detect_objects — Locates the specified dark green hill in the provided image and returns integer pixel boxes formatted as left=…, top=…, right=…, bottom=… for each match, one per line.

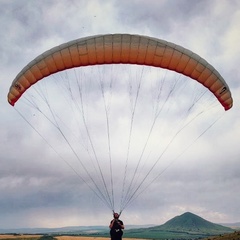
left=124, top=212, right=234, bottom=239
left=153, top=212, right=232, bottom=234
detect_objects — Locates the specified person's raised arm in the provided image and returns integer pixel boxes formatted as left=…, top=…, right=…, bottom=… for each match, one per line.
left=109, top=219, right=114, bottom=229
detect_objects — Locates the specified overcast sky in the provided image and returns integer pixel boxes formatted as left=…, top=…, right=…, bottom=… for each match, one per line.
left=0, top=0, right=240, bottom=229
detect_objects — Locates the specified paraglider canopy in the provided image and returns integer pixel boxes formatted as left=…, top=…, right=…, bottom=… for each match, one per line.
left=7, top=34, right=232, bottom=110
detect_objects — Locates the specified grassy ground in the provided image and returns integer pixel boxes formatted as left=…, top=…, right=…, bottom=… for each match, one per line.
left=56, top=237, right=147, bottom=240
left=0, top=236, right=146, bottom=240
left=0, top=235, right=42, bottom=238
left=0, top=235, right=42, bottom=240
left=201, top=230, right=240, bottom=240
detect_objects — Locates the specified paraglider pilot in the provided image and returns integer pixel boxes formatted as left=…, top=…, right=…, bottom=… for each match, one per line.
left=109, top=212, right=124, bottom=240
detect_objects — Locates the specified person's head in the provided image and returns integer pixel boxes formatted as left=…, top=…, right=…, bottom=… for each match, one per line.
left=113, top=212, right=119, bottom=219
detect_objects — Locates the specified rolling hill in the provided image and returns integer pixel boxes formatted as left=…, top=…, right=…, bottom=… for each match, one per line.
left=123, top=212, right=234, bottom=239
left=154, top=212, right=232, bottom=233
